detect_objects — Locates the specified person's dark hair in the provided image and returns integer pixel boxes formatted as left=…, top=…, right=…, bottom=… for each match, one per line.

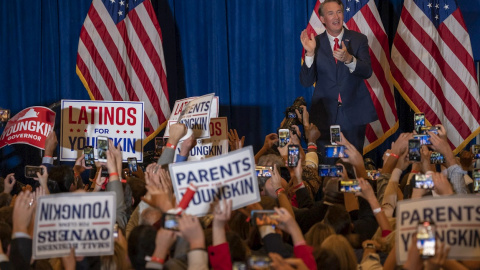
left=0, top=206, right=13, bottom=227
left=48, top=165, right=75, bottom=192
left=128, top=225, right=156, bottom=270
left=318, top=0, right=344, bottom=17
left=335, top=159, right=356, bottom=179
left=323, top=204, right=351, bottom=235
left=0, top=193, right=12, bottom=207
left=127, top=177, right=147, bottom=210
left=0, top=221, right=12, bottom=253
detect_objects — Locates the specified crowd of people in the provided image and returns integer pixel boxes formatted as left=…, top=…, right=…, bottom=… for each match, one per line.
left=0, top=103, right=479, bottom=270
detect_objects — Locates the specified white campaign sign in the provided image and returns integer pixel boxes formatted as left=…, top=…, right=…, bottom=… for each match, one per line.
left=169, top=146, right=260, bottom=216
left=396, top=195, right=480, bottom=264
left=60, top=100, right=144, bottom=162
left=175, top=93, right=214, bottom=139
left=164, top=95, right=219, bottom=137
left=33, top=192, right=116, bottom=259
left=174, top=117, right=228, bottom=161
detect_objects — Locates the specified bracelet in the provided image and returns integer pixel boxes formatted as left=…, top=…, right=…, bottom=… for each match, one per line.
left=372, top=207, right=382, bottom=215
left=149, top=256, right=165, bottom=264
left=293, top=182, right=304, bottom=190
left=96, top=182, right=102, bottom=186
left=44, top=155, right=52, bottom=158
left=307, top=145, right=317, bottom=150
left=109, top=172, right=119, bottom=178
left=275, top=187, right=285, bottom=196
left=166, top=142, right=176, bottom=149
left=307, top=142, right=317, bottom=147
left=389, top=153, right=399, bottom=159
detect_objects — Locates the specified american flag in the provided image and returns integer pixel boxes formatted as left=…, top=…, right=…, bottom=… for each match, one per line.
left=305, top=0, right=398, bottom=154
left=76, top=0, right=170, bottom=143
left=391, top=0, right=480, bottom=152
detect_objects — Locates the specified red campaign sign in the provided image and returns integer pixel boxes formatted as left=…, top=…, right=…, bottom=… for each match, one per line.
left=0, top=106, right=56, bottom=150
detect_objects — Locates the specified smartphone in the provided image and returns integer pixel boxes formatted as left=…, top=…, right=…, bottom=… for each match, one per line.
left=288, top=145, right=299, bottom=167
left=155, top=137, right=164, bottom=155
left=319, top=165, right=330, bottom=177
left=472, top=145, right=480, bottom=159
left=97, top=136, right=109, bottom=162
left=408, top=139, right=421, bottom=161
left=163, top=213, right=180, bottom=231
left=113, top=224, right=119, bottom=238
left=414, top=112, right=425, bottom=133
left=420, top=126, right=439, bottom=135
left=325, top=145, right=347, bottom=158
left=101, top=165, right=109, bottom=178
left=255, top=166, right=272, bottom=177
left=247, top=255, right=271, bottom=269
left=430, top=152, right=445, bottom=164
left=473, top=169, right=480, bottom=193
left=412, top=174, right=434, bottom=189
left=25, top=165, right=44, bottom=178
left=251, top=210, right=279, bottom=227
left=84, top=146, right=95, bottom=166
left=256, top=166, right=272, bottom=190
left=127, top=157, right=138, bottom=172
left=413, top=134, right=431, bottom=145
left=278, top=129, right=290, bottom=148
left=330, top=125, right=341, bottom=145
left=0, top=109, right=10, bottom=122
left=339, top=180, right=361, bottom=193
left=417, top=220, right=436, bottom=258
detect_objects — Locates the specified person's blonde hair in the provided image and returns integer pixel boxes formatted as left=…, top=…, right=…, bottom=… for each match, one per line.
left=371, top=217, right=396, bottom=253
left=317, top=235, right=357, bottom=270
left=305, top=222, right=335, bottom=250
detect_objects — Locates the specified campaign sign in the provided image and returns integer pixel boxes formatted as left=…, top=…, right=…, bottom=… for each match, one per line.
left=33, top=192, right=116, bottom=259
left=169, top=146, right=260, bottom=216
left=396, top=195, right=480, bottom=264
left=176, top=93, right=214, bottom=139
left=0, top=106, right=56, bottom=149
left=60, top=100, right=144, bottom=162
left=174, top=117, right=229, bottom=161
left=164, top=95, right=219, bottom=137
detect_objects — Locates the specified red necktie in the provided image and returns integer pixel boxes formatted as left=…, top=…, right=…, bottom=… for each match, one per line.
left=333, top=38, right=339, bottom=64
left=334, top=38, right=342, bottom=103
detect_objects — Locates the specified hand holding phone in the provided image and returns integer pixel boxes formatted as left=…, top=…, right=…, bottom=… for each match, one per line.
left=408, top=139, right=421, bottom=161
left=163, top=213, right=180, bottom=231
left=417, top=221, right=435, bottom=258
left=128, top=157, right=138, bottom=173
left=84, top=146, right=95, bottom=166
left=251, top=210, right=279, bottom=227
left=287, top=145, right=299, bottom=167
left=414, top=113, right=425, bottom=133
left=25, top=166, right=44, bottom=178
left=330, top=125, right=341, bottom=145
left=97, top=136, right=109, bottom=162
left=278, top=129, right=290, bottom=147
left=472, top=145, right=480, bottom=159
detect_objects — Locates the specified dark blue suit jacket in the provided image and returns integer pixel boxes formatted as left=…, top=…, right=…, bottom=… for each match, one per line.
left=300, top=28, right=377, bottom=136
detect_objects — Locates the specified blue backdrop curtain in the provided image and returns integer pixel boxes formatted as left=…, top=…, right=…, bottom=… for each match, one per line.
left=1, top=0, right=479, bottom=180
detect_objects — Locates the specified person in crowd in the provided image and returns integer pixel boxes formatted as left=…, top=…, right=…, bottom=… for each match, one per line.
left=1, top=100, right=480, bottom=270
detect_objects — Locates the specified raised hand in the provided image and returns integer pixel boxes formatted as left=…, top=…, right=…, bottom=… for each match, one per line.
left=300, top=29, right=316, bottom=56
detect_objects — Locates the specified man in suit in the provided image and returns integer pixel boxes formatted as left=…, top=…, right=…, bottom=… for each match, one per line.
left=299, top=0, right=377, bottom=156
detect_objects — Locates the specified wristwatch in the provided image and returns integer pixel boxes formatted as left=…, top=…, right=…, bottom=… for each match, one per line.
left=364, top=243, right=376, bottom=250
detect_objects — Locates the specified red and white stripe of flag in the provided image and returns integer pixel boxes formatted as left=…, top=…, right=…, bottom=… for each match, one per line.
left=391, top=0, right=480, bottom=152
left=77, top=0, right=170, bottom=142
